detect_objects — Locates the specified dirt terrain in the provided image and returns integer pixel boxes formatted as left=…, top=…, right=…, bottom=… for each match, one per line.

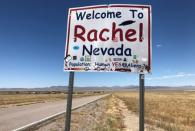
left=116, top=91, right=195, bottom=131
left=0, top=92, right=103, bottom=108
left=37, top=95, right=163, bottom=131
left=1, top=91, right=193, bottom=131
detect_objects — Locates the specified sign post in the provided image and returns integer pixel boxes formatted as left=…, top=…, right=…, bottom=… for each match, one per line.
left=65, top=71, right=74, bottom=131
left=64, top=4, right=151, bottom=131
left=139, top=74, right=145, bottom=131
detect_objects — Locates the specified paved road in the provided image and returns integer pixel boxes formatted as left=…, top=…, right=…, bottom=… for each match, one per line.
left=0, top=94, right=108, bottom=131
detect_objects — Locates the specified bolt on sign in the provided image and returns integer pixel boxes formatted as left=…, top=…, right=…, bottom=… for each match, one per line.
left=64, top=4, right=152, bottom=73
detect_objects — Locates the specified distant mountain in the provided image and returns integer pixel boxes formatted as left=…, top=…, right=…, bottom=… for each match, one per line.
left=0, top=86, right=65, bottom=92
left=0, top=85, right=195, bottom=92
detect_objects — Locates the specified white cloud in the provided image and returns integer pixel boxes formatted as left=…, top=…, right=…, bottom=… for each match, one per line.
left=146, top=73, right=195, bottom=80
left=156, top=44, right=162, bottom=48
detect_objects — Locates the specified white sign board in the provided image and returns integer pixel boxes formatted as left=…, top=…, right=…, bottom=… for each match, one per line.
left=64, top=4, right=152, bottom=73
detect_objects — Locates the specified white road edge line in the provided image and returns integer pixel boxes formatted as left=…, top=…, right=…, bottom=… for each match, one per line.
left=13, top=94, right=109, bottom=131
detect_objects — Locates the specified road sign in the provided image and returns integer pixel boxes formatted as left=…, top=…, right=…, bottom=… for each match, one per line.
left=64, top=4, right=151, bottom=73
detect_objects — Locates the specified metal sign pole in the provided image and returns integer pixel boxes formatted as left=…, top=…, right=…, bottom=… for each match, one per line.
left=139, top=74, right=145, bottom=131
left=65, top=71, right=74, bottom=131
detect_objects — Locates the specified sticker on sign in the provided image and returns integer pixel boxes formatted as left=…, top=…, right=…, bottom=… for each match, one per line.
left=64, top=4, right=152, bottom=73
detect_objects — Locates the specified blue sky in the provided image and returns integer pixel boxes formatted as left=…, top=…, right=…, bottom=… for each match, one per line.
left=0, top=0, right=195, bottom=88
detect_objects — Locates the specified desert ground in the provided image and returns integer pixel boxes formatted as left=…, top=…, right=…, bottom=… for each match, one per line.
left=31, top=90, right=195, bottom=131
left=0, top=91, right=104, bottom=108
left=115, top=91, right=195, bottom=131
left=0, top=90, right=195, bottom=131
